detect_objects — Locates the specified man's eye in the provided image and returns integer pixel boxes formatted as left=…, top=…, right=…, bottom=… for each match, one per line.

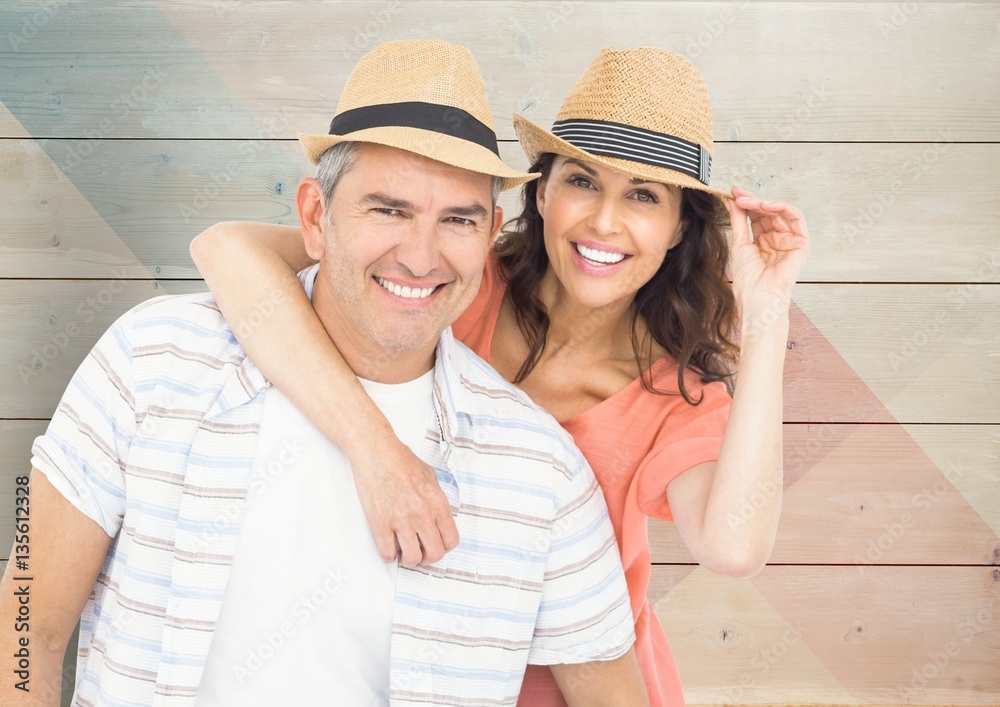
left=374, top=208, right=402, bottom=216
left=448, top=217, right=475, bottom=227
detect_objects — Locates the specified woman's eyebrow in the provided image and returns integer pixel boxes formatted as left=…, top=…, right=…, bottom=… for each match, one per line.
left=562, top=158, right=599, bottom=176
left=629, top=177, right=668, bottom=188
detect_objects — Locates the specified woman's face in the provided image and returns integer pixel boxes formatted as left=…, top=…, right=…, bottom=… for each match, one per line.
left=536, top=155, right=686, bottom=311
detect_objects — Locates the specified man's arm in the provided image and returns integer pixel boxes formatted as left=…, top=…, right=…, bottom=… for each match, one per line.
left=0, top=470, right=112, bottom=706
left=550, top=647, right=649, bottom=706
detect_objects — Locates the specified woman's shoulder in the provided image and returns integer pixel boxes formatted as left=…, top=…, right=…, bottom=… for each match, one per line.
left=452, top=250, right=507, bottom=354
left=634, top=355, right=732, bottom=412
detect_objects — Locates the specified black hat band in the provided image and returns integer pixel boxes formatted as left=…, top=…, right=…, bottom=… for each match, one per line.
left=330, top=101, right=500, bottom=157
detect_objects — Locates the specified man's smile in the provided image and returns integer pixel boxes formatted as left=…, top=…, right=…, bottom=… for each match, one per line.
left=375, top=275, right=440, bottom=300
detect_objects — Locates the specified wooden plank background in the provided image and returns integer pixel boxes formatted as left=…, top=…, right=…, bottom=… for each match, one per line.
left=1, top=1, right=997, bottom=704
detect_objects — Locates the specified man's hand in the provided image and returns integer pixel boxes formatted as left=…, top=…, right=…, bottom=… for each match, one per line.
left=352, top=435, right=459, bottom=567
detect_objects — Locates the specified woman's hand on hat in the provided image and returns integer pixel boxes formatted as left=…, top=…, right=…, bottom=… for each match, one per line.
left=726, top=185, right=810, bottom=315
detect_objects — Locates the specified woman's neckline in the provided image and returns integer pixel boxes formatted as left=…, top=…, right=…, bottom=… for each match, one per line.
left=556, top=354, right=671, bottom=426
left=481, top=270, right=670, bottom=425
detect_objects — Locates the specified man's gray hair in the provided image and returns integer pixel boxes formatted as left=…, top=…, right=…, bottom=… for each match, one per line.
left=315, top=142, right=502, bottom=216
left=316, top=141, right=362, bottom=210
left=488, top=175, right=501, bottom=205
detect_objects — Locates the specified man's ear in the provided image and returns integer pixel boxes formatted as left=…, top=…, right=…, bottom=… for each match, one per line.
left=297, top=177, right=327, bottom=260
left=489, top=205, right=504, bottom=245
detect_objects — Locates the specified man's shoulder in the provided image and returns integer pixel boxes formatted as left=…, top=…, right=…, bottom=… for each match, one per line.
left=127, top=288, right=227, bottom=321
left=445, top=337, right=581, bottom=458
left=446, top=337, right=543, bottom=415
left=107, top=291, right=248, bottom=377
left=118, top=290, right=235, bottom=344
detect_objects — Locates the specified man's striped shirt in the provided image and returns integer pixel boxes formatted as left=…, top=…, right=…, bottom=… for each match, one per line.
left=33, top=277, right=634, bottom=706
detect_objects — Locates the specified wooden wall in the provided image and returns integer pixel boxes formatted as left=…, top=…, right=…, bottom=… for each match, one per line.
left=1, top=1, right=998, bottom=704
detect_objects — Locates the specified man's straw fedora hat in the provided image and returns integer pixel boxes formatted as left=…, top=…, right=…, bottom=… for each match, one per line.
left=514, top=46, right=730, bottom=201
left=298, top=39, right=536, bottom=191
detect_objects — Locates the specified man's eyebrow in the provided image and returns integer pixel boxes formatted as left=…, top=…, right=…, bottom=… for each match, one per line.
left=359, top=193, right=415, bottom=210
left=360, top=192, right=488, bottom=220
left=446, top=203, right=489, bottom=220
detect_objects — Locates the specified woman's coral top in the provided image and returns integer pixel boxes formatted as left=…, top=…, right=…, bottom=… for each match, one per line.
left=452, top=255, right=732, bottom=707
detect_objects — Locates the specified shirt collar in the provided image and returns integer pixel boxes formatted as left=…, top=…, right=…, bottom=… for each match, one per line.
left=204, top=264, right=329, bottom=420
left=206, top=354, right=268, bottom=419
left=430, top=327, right=468, bottom=448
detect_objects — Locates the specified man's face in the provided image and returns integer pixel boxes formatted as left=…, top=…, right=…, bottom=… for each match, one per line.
left=302, top=143, right=501, bottom=381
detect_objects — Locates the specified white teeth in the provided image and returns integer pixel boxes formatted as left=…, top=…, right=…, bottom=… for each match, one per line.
left=376, top=277, right=435, bottom=299
left=575, top=243, right=626, bottom=264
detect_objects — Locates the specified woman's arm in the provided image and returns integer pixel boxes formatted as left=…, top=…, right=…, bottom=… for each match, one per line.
left=189, top=222, right=459, bottom=565
left=666, top=188, right=810, bottom=578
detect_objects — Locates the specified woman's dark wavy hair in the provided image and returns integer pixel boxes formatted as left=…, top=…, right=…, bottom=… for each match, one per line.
left=494, top=153, right=738, bottom=405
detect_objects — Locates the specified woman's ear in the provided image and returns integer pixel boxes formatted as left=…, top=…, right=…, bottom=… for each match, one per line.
left=665, top=216, right=688, bottom=252
left=534, top=176, right=548, bottom=218
left=297, top=178, right=326, bottom=260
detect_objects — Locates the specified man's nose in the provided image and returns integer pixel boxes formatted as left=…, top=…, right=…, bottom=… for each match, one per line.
left=394, top=219, right=439, bottom=278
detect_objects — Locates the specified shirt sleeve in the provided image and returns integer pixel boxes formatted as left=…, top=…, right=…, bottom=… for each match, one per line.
left=526, top=448, right=635, bottom=665
left=30, top=311, right=137, bottom=538
left=635, top=379, right=732, bottom=521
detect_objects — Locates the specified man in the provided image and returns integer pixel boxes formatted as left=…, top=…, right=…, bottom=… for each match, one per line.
left=0, top=40, right=647, bottom=706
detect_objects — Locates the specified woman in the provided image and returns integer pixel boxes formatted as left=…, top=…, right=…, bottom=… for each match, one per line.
left=191, top=47, right=809, bottom=706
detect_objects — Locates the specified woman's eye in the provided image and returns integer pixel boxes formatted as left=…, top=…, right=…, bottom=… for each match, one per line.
left=566, top=176, right=594, bottom=190
left=634, top=190, right=658, bottom=204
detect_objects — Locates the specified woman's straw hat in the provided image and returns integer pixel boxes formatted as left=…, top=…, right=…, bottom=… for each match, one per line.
left=514, top=46, right=730, bottom=200
left=298, top=40, right=536, bottom=192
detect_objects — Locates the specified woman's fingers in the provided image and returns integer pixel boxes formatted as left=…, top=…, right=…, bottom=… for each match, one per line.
left=731, top=188, right=809, bottom=244
left=732, top=189, right=774, bottom=241
left=726, top=194, right=752, bottom=247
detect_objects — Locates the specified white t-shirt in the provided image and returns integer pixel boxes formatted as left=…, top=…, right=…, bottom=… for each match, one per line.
left=196, top=369, right=435, bottom=707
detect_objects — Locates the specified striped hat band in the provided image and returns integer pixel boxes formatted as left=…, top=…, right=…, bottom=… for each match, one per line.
left=551, top=118, right=712, bottom=185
